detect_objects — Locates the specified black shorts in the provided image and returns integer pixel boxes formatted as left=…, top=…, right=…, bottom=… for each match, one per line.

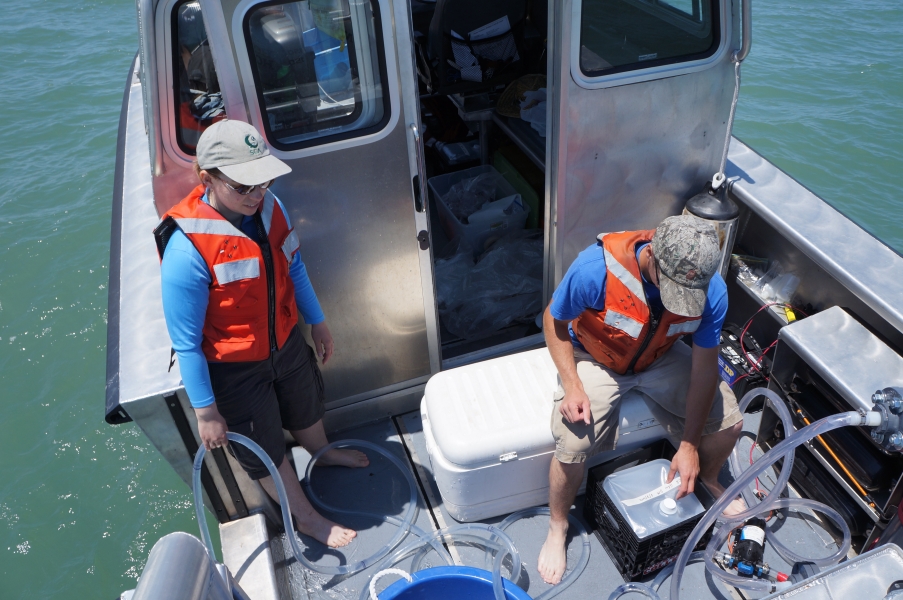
left=208, top=326, right=325, bottom=480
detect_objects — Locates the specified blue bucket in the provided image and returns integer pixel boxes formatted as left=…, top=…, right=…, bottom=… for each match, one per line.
left=379, top=566, right=532, bottom=599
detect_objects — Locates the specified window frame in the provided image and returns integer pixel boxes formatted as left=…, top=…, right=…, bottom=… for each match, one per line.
left=170, top=0, right=224, bottom=155
left=570, top=0, right=729, bottom=90
left=158, top=0, right=208, bottom=166
left=232, top=0, right=395, bottom=155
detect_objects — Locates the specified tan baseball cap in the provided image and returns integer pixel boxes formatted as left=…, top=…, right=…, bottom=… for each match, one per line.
left=196, top=120, right=291, bottom=185
left=651, top=215, right=721, bottom=317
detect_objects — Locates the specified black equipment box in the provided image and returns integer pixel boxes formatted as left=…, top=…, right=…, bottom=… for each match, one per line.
left=718, top=323, right=769, bottom=408
left=584, top=439, right=716, bottom=581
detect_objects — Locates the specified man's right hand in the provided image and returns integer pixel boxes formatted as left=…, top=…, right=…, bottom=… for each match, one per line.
left=195, top=404, right=228, bottom=450
left=559, top=388, right=592, bottom=425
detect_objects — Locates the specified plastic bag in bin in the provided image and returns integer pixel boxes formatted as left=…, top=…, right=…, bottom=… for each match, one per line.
left=444, top=172, right=499, bottom=222
left=440, top=230, right=543, bottom=340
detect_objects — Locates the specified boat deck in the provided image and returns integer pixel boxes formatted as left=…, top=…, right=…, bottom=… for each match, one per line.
left=260, top=412, right=843, bottom=600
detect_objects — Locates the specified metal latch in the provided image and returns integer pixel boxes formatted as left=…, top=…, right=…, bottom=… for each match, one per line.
left=500, top=452, right=518, bottom=462
left=636, top=418, right=658, bottom=430
left=417, top=230, right=430, bottom=250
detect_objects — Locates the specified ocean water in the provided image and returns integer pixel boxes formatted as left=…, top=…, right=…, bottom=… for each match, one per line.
left=0, top=0, right=900, bottom=598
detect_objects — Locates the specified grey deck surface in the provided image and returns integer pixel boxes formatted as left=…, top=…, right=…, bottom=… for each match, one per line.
left=271, top=419, right=440, bottom=600
left=267, top=412, right=842, bottom=600
left=396, top=409, right=841, bottom=600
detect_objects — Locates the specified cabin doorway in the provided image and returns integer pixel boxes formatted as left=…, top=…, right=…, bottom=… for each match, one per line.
left=410, top=0, right=550, bottom=364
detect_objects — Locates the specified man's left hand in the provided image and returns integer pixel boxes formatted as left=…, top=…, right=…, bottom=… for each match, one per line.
left=668, top=442, right=700, bottom=499
left=311, top=322, right=335, bottom=365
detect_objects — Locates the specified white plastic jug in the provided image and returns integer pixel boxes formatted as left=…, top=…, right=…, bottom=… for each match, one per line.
left=602, top=459, right=705, bottom=539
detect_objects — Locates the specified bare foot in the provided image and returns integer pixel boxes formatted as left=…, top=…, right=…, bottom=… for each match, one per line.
left=315, top=448, right=370, bottom=468
left=701, top=478, right=747, bottom=516
left=296, top=513, right=357, bottom=548
left=537, top=520, right=569, bottom=585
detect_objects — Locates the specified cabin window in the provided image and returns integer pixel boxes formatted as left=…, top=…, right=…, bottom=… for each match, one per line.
left=172, top=0, right=225, bottom=153
left=244, top=0, right=389, bottom=150
left=579, top=0, right=719, bottom=77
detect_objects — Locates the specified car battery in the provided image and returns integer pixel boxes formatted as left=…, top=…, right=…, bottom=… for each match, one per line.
left=718, top=323, right=769, bottom=407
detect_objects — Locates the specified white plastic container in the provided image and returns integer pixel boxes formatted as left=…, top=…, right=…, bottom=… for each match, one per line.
left=602, top=459, right=705, bottom=539
left=428, top=165, right=528, bottom=255
left=421, top=347, right=667, bottom=522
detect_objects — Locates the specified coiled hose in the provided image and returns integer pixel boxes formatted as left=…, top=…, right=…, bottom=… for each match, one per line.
left=194, top=436, right=527, bottom=600
left=193, top=436, right=424, bottom=576
left=606, top=388, right=865, bottom=600
left=670, top=389, right=868, bottom=599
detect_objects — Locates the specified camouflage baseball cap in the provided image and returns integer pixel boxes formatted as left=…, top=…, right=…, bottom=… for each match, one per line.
left=651, top=215, right=720, bottom=317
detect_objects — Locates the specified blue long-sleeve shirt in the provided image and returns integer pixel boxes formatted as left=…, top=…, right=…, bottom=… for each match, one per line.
left=160, top=191, right=324, bottom=408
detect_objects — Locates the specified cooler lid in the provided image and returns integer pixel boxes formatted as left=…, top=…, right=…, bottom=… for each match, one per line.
left=423, top=348, right=559, bottom=468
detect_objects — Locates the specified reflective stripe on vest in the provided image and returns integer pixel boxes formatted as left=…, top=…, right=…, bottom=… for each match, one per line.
left=571, top=230, right=705, bottom=374
left=667, top=320, right=700, bottom=337
left=261, top=192, right=275, bottom=235
left=604, top=309, right=643, bottom=339
left=281, top=230, right=300, bottom=263
left=157, top=185, right=299, bottom=363
left=213, top=258, right=260, bottom=285
left=604, top=249, right=646, bottom=305
left=174, top=218, right=250, bottom=238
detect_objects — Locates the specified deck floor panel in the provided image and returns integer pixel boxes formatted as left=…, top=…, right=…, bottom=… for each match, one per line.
left=262, top=413, right=844, bottom=600
left=273, top=419, right=438, bottom=600
left=397, top=410, right=841, bottom=600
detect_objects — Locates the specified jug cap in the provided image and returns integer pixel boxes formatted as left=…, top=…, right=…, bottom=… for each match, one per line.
left=660, top=497, right=677, bottom=515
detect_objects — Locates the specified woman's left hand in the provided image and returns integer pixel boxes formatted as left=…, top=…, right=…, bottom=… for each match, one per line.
left=311, top=322, right=335, bottom=365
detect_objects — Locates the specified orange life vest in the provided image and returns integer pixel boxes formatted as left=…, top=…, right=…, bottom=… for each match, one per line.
left=571, top=230, right=702, bottom=374
left=154, top=185, right=301, bottom=362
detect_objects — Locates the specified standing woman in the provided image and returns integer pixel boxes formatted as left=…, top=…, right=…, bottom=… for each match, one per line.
left=155, top=119, right=368, bottom=548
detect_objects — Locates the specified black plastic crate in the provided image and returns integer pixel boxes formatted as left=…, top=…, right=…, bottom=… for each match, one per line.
left=583, top=439, right=716, bottom=581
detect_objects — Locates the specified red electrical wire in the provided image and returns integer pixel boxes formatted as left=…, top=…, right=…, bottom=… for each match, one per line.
left=730, top=373, right=750, bottom=389
left=738, top=302, right=808, bottom=382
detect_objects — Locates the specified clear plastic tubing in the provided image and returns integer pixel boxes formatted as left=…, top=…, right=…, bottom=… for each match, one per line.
left=607, top=583, right=661, bottom=600
left=604, top=551, right=705, bottom=600
left=499, top=506, right=591, bottom=600
left=728, top=387, right=795, bottom=510
left=727, top=388, right=797, bottom=521
left=699, top=389, right=853, bottom=593
left=302, top=439, right=423, bottom=572
left=670, top=407, right=869, bottom=600
left=764, top=498, right=850, bottom=567
left=651, top=551, right=705, bottom=592
left=358, top=522, right=521, bottom=600
left=192, top=434, right=421, bottom=576
left=409, top=533, right=498, bottom=572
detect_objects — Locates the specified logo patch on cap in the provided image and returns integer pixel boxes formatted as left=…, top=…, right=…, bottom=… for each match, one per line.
left=245, top=135, right=264, bottom=156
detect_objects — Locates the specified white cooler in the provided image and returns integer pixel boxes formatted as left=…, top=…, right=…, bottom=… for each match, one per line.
left=421, top=347, right=667, bottom=522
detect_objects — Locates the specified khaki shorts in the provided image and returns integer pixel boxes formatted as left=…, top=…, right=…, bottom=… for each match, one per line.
left=550, top=341, right=742, bottom=464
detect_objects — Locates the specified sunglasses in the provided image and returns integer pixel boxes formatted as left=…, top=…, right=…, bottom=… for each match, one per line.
left=217, top=176, right=275, bottom=196
left=652, top=254, right=663, bottom=287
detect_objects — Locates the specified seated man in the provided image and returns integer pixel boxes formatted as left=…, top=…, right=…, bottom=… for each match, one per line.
left=538, top=215, right=744, bottom=584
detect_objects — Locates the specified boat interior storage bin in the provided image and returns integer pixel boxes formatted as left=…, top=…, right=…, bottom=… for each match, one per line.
left=421, top=347, right=666, bottom=522
left=584, top=440, right=716, bottom=580
left=428, top=165, right=528, bottom=257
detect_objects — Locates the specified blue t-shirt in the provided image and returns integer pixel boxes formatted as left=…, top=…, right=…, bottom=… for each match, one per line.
left=160, top=191, right=325, bottom=408
left=549, top=241, right=727, bottom=351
